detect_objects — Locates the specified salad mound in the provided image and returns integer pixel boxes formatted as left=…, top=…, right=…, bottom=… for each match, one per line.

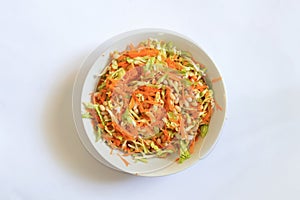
left=83, top=39, right=214, bottom=163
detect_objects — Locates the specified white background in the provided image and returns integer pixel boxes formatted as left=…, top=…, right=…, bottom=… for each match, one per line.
left=0, top=0, right=299, bottom=199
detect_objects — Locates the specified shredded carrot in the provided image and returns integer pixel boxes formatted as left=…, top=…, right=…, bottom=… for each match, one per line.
left=110, top=148, right=114, bottom=155
left=117, top=55, right=126, bottom=62
left=166, top=58, right=182, bottom=70
left=165, top=87, right=175, bottom=111
left=138, top=85, right=160, bottom=92
left=92, top=93, right=98, bottom=104
left=112, top=122, right=135, bottom=140
left=129, top=97, right=135, bottom=109
left=126, top=48, right=159, bottom=58
left=183, top=61, right=189, bottom=65
left=118, top=61, right=129, bottom=68
left=162, top=129, right=171, bottom=142
left=113, top=139, right=121, bottom=147
left=138, top=104, right=145, bottom=113
left=117, top=153, right=130, bottom=167
left=194, top=84, right=207, bottom=92
left=190, top=76, right=198, bottom=82
left=189, top=138, right=196, bottom=154
left=202, top=104, right=213, bottom=124
left=211, top=76, right=222, bottom=83
left=98, top=124, right=104, bottom=129
left=215, top=101, right=223, bottom=111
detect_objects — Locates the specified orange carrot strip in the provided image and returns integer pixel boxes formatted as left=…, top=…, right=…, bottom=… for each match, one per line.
left=138, top=85, right=160, bottom=92
left=202, top=104, right=213, bottom=123
left=215, top=101, right=223, bottom=111
left=166, top=58, right=182, bottom=70
left=166, top=58, right=177, bottom=69
left=190, top=76, right=198, bottom=82
left=189, top=138, right=196, bottom=154
left=211, top=76, right=222, bottom=83
left=113, top=139, right=121, bottom=147
left=138, top=104, right=145, bottom=113
left=117, top=153, right=130, bottom=167
left=162, top=129, right=170, bottom=142
left=112, top=122, right=135, bottom=140
left=117, top=55, right=126, bottom=62
left=92, top=93, right=97, bottom=104
left=126, top=48, right=159, bottom=58
left=165, top=87, right=175, bottom=111
left=183, top=61, right=189, bottom=65
left=129, top=97, right=135, bottom=109
left=98, top=124, right=104, bottom=129
left=118, top=61, right=129, bottom=68
left=195, top=84, right=207, bottom=92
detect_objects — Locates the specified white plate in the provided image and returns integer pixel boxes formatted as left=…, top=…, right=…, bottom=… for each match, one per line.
left=72, top=29, right=227, bottom=176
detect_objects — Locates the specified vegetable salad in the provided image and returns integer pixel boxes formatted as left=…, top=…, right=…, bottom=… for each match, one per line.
left=83, top=39, right=214, bottom=163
